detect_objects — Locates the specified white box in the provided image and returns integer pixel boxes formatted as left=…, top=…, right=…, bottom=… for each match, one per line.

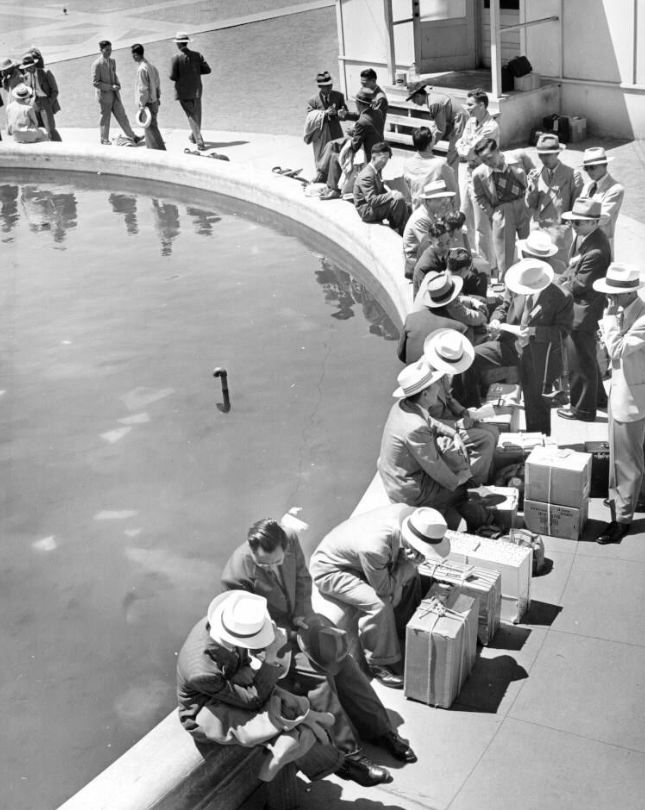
left=524, top=498, right=588, bottom=540
left=525, top=446, right=592, bottom=508
left=514, top=73, right=541, bottom=91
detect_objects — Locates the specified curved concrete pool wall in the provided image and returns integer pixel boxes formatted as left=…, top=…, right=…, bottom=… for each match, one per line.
left=0, top=141, right=409, bottom=810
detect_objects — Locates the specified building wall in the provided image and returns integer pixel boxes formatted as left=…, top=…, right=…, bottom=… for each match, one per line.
left=480, top=7, right=521, bottom=67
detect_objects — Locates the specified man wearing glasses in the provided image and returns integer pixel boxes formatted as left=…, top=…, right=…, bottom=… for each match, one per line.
left=581, top=146, right=624, bottom=257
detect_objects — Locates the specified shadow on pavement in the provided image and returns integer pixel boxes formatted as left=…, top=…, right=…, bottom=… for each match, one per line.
left=522, top=599, right=562, bottom=626
left=453, top=654, right=529, bottom=713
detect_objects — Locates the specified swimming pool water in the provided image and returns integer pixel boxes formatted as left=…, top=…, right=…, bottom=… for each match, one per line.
left=0, top=172, right=401, bottom=809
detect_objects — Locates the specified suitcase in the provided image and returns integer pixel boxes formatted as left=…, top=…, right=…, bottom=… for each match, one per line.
left=584, top=440, right=609, bottom=498
left=404, top=588, right=478, bottom=708
left=501, top=528, right=546, bottom=576
left=485, top=383, right=522, bottom=406
left=542, top=114, right=570, bottom=143
left=420, top=561, right=501, bottom=645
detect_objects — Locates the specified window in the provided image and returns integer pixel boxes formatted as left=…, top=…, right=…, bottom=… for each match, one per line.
left=484, top=0, right=520, bottom=9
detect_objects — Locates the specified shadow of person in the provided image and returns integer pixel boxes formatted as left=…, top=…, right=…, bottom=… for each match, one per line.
left=452, top=654, right=529, bottom=713
left=202, top=139, right=249, bottom=149
left=298, top=775, right=415, bottom=809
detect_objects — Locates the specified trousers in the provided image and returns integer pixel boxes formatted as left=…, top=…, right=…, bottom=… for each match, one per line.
left=460, top=166, right=494, bottom=269
left=491, top=198, right=530, bottom=278
left=98, top=90, right=136, bottom=141
left=564, top=330, right=598, bottom=419
left=609, top=404, right=645, bottom=524
left=179, top=97, right=204, bottom=146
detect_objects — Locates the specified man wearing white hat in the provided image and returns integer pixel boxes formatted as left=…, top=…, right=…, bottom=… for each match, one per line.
left=517, top=229, right=566, bottom=275
left=594, top=264, right=645, bottom=544
left=169, top=32, right=211, bottom=150
left=310, top=505, right=444, bottom=688
left=556, top=197, right=611, bottom=422
left=525, top=133, right=583, bottom=264
left=581, top=147, right=624, bottom=254
left=402, top=179, right=456, bottom=278
left=378, top=360, right=491, bottom=530
left=502, top=258, right=573, bottom=435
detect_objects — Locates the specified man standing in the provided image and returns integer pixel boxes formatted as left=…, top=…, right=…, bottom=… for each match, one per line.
left=472, top=138, right=534, bottom=278
left=353, top=142, right=410, bottom=235
left=20, top=52, right=61, bottom=141
left=130, top=44, right=165, bottom=151
left=594, top=264, right=645, bottom=544
left=310, top=505, right=442, bottom=688
left=358, top=67, right=388, bottom=136
left=455, top=88, right=500, bottom=270
left=405, top=82, right=466, bottom=177
left=305, top=70, right=348, bottom=168
left=170, top=31, right=211, bottom=150
left=91, top=40, right=142, bottom=146
left=402, top=126, right=458, bottom=209
left=556, top=198, right=612, bottom=422
left=221, top=518, right=415, bottom=781
left=581, top=147, right=624, bottom=255
left=525, top=133, right=583, bottom=263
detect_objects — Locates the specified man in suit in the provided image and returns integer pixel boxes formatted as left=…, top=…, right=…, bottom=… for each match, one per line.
left=91, top=40, right=142, bottom=146
left=397, top=292, right=468, bottom=364
left=525, top=133, right=583, bottom=263
left=402, top=179, right=455, bottom=277
left=472, top=138, right=533, bottom=278
left=20, top=51, right=61, bottom=141
left=130, top=43, right=165, bottom=151
left=305, top=70, right=348, bottom=170
left=556, top=198, right=612, bottom=422
left=353, top=141, right=410, bottom=235
left=405, top=81, right=466, bottom=177
left=378, top=360, right=491, bottom=530
left=594, top=265, right=645, bottom=544
left=221, top=518, right=415, bottom=780
left=500, top=259, right=573, bottom=435
left=169, top=31, right=211, bottom=150
left=310, top=506, right=443, bottom=688
left=581, top=146, right=624, bottom=255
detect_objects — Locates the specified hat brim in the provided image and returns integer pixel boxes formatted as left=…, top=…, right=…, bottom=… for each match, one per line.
left=593, top=278, right=644, bottom=294
left=207, top=592, right=275, bottom=649
left=561, top=211, right=600, bottom=221
left=505, top=259, right=554, bottom=295
left=423, top=328, right=475, bottom=374
left=421, top=191, right=456, bottom=199
left=401, top=515, right=450, bottom=560
left=517, top=239, right=558, bottom=258
left=317, top=81, right=333, bottom=87
left=422, top=274, right=464, bottom=308
left=173, top=36, right=191, bottom=42
left=135, top=107, right=152, bottom=129
left=536, top=145, right=566, bottom=153
left=583, top=157, right=613, bottom=166
left=392, top=367, right=444, bottom=399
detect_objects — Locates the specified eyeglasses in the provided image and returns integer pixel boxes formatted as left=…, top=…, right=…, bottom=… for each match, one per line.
left=570, top=219, right=586, bottom=226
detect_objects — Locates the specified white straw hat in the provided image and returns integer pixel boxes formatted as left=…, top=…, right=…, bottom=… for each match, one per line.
left=593, top=262, right=644, bottom=294
left=517, top=230, right=558, bottom=259
left=207, top=591, right=275, bottom=649
left=424, top=328, right=474, bottom=375
left=505, top=258, right=554, bottom=296
left=401, top=508, right=450, bottom=560
left=392, top=359, right=444, bottom=399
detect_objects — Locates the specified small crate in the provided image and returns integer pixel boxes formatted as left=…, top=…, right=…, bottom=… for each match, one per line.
left=514, top=73, right=541, bottom=91
left=567, top=115, right=587, bottom=142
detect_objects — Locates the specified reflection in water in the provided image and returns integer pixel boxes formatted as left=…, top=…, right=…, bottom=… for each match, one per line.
left=0, top=184, right=19, bottom=235
left=314, top=258, right=399, bottom=339
left=19, top=185, right=77, bottom=244
left=109, top=193, right=139, bottom=236
left=187, top=206, right=222, bottom=236
left=151, top=198, right=180, bottom=256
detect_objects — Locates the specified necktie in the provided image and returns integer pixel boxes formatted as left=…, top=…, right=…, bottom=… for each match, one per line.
left=588, top=181, right=598, bottom=196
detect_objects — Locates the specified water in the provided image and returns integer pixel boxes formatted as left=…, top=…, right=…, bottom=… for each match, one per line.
left=0, top=172, right=401, bottom=809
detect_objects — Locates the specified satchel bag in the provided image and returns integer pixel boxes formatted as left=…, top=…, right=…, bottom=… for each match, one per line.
left=502, top=528, right=545, bottom=576
left=507, top=55, right=532, bottom=78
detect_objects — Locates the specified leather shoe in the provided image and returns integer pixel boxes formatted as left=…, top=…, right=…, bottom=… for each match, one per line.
left=557, top=407, right=596, bottom=422
left=377, top=730, right=417, bottom=763
left=320, top=188, right=341, bottom=200
left=596, top=521, right=630, bottom=545
left=336, top=752, right=392, bottom=787
left=368, top=664, right=404, bottom=689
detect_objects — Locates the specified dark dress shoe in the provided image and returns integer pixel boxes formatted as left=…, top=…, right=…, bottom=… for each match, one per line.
left=557, top=407, right=595, bottom=422
left=336, top=752, right=393, bottom=787
left=596, top=521, right=630, bottom=545
left=377, top=731, right=417, bottom=763
left=320, top=188, right=341, bottom=200
left=368, top=664, right=404, bottom=689
left=132, top=135, right=144, bottom=145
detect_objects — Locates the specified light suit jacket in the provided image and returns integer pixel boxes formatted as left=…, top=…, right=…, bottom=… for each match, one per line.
left=91, top=55, right=121, bottom=101
left=583, top=172, right=624, bottom=243
left=525, top=160, right=583, bottom=227
left=600, top=296, right=645, bottom=422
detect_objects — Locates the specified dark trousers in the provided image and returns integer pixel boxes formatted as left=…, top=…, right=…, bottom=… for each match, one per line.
left=179, top=97, right=203, bottom=146
left=564, top=330, right=598, bottom=419
left=143, top=102, right=166, bottom=150
left=357, top=197, right=410, bottom=236
left=519, top=341, right=562, bottom=435
left=34, top=97, right=61, bottom=141
left=428, top=484, right=490, bottom=532
left=468, top=338, right=520, bottom=405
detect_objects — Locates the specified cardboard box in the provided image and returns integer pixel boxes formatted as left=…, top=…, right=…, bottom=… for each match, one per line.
left=485, top=383, right=522, bottom=406
left=514, top=73, right=541, bottom=91
left=421, top=561, right=501, bottom=646
left=585, top=440, right=609, bottom=498
left=496, top=432, right=548, bottom=457
left=524, top=446, right=592, bottom=508
left=468, top=486, right=520, bottom=529
left=447, top=531, right=532, bottom=623
left=404, top=587, right=478, bottom=707
left=524, top=498, right=588, bottom=540
left=567, top=115, right=587, bottom=142
left=480, top=405, right=521, bottom=433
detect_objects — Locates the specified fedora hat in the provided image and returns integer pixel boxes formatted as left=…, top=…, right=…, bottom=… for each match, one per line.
left=583, top=146, right=613, bottom=166
left=392, top=359, right=444, bottom=399
left=424, top=329, right=474, bottom=375
left=517, top=230, right=558, bottom=258
left=420, top=179, right=456, bottom=199
left=297, top=614, right=348, bottom=676
left=316, top=70, right=333, bottom=86
left=536, top=133, right=565, bottom=153
left=561, top=197, right=602, bottom=221
left=405, top=79, right=430, bottom=101
left=135, top=106, right=152, bottom=128
left=401, top=508, right=450, bottom=561
left=505, top=258, right=554, bottom=296
left=593, top=262, right=644, bottom=294
left=12, top=83, right=33, bottom=100
left=354, top=86, right=375, bottom=104
left=207, top=591, right=275, bottom=649
left=0, top=57, right=18, bottom=72
left=422, top=271, right=463, bottom=308
left=20, top=54, right=36, bottom=68
left=173, top=31, right=192, bottom=42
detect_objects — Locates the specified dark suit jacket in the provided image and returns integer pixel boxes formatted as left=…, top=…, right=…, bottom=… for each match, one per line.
left=354, top=163, right=391, bottom=218
left=170, top=48, right=211, bottom=100
left=397, top=308, right=467, bottom=363
left=221, top=533, right=312, bottom=632
left=306, top=89, right=346, bottom=141
left=494, top=284, right=573, bottom=346
left=557, top=227, right=611, bottom=332
left=349, top=110, right=381, bottom=162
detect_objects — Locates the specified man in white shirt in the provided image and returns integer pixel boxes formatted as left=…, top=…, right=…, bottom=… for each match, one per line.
left=131, top=43, right=165, bottom=151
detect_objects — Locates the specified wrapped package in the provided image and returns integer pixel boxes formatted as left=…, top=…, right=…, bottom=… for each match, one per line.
left=404, top=588, right=478, bottom=708
left=524, top=446, right=592, bottom=508
left=485, top=382, right=522, bottom=406
left=447, top=530, right=531, bottom=623
left=421, top=560, right=501, bottom=645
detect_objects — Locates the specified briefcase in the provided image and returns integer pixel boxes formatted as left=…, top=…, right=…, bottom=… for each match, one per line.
left=404, top=589, right=478, bottom=708
left=584, top=440, right=609, bottom=498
